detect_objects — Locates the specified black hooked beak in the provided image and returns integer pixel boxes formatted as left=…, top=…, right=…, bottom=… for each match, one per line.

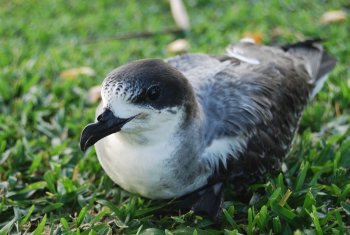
left=80, top=109, right=135, bottom=152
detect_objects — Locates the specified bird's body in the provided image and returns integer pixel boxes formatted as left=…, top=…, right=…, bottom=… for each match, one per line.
left=81, top=40, right=336, bottom=219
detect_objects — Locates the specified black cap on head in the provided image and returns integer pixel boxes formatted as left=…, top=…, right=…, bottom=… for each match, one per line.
left=103, top=59, right=195, bottom=111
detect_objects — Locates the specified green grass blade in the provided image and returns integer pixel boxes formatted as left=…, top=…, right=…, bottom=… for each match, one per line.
left=28, top=154, right=42, bottom=174
left=334, top=210, right=344, bottom=232
left=76, top=206, right=88, bottom=227
left=0, top=216, right=16, bottom=235
left=17, top=181, right=47, bottom=194
left=340, top=201, right=350, bottom=215
left=272, top=216, right=281, bottom=234
left=223, top=208, right=238, bottom=229
left=42, top=202, right=64, bottom=213
left=311, top=205, right=323, bottom=235
left=33, top=214, right=47, bottom=235
left=44, top=171, right=57, bottom=194
left=279, top=189, right=292, bottom=207
left=271, top=202, right=296, bottom=223
left=19, top=205, right=35, bottom=228
left=247, top=208, right=253, bottom=235
left=295, top=161, right=309, bottom=191
left=269, top=187, right=282, bottom=203
left=60, top=217, right=70, bottom=231
left=256, top=205, right=268, bottom=230
left=90, top=209, right=109, bottom=225
left=303, top=191, right=316, bottom=211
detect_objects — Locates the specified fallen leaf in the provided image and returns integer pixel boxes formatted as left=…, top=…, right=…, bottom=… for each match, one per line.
left=169, top=0, right=190, bottom=30
left=88, top=85, right=102, bottom=103
left=320, top=10, right=347, bottom=24
left=60, top=67, right=96, bottom=80
left=167, top=39, right=190, bottom=54
left=271, top=27, right=285, bottom=38
left=241, top=32, right=263, bottom=44
left=270, top=27, right=305, bottom=41
left=335, top=102, right=341, bottom=116
left=72, top=165, right=79, bottom=181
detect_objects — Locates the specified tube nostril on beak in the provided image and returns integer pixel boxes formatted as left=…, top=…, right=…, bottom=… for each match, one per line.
left=97, top=109, right=113, bottom=122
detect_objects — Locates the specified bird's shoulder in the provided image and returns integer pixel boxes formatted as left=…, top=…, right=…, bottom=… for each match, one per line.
left=165, top=53, right=230, bottom=83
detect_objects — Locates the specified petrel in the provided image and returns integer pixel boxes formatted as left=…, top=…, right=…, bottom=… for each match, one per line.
left=80, top=39, right=336, bottom=219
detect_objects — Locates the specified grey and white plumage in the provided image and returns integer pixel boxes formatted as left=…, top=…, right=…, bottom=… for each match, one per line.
left=80, top=39, right=336, bottom=219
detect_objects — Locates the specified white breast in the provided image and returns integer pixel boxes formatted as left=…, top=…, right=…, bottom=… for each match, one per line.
left=94, top=129, right=209, bottom=199
left=95, top=133, right=173, bottom=198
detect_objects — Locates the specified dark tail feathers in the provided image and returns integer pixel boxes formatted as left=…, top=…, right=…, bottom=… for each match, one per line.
left=282, top=39, right=337, bottom=81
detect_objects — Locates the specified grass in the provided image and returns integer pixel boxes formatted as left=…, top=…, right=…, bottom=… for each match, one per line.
left=0, top=0, right=349, bottom=234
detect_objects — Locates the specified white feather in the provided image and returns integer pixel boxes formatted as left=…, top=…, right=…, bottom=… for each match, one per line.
left=201, top=136, right=247, bottom=170
left=226, top=47, right=260, bottom=65
left=311, top=74, right=328, bottom=98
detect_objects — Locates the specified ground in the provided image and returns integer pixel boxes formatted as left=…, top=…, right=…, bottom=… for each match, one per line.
left=0, top=0, right=349, bottom=234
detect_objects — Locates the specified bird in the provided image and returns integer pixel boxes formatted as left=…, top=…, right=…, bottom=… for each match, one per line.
left=80, top=39, right=336, bottom=220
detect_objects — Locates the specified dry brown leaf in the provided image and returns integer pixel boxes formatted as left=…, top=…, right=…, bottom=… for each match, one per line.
left=241, top=32, right=263, bottom=44
left=335, top=102, right=341, bottom=116
left=72, top=165, right=79, bottom=181
left=60, top=67, right=96, bottom=80
left=88, top=85, right=102, bottom=103
left=166, top=39, right=190, bottom=54
left=321, top=10, right=347, bottom=24
left=169, top=0, right=190, bottom=30
left=270, top=27, right=305, bottom=41
left=271, top=27, right=285, bottom=38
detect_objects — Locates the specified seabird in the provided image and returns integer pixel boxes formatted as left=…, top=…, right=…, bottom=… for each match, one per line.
left=80, top=39, right=336, bottom=220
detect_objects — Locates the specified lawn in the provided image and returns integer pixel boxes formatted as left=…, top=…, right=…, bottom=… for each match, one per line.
left=0, top=0, right=349, bottom=234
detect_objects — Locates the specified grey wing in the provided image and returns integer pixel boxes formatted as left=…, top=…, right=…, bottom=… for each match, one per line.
left=166, top=42, right=334, bottom=187
left=165, top=53, right=223, bottom=73
left=201, top=45, right=314, bottom=186
left=165, top=53, right=231, bottom=84
left=221, top=42, right=335, bottom=186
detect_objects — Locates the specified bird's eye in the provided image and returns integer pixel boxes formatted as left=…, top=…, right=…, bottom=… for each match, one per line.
left=146, top=85, right=161, bottom=101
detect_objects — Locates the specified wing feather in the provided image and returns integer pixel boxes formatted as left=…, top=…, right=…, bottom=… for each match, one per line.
left=167, top=44, right=312, bottom=184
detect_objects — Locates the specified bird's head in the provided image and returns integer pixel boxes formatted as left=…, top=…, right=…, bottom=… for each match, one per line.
left=80, top=59, right=197, bottom=151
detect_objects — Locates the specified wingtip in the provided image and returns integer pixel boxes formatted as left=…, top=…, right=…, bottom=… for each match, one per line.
left=281, top=38, right=325, bottom=51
